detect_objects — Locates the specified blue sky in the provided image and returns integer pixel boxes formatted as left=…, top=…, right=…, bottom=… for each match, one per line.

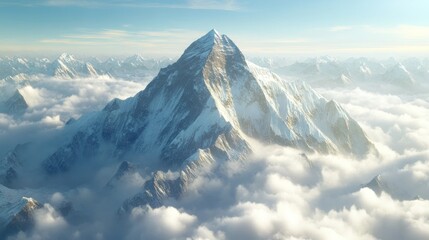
left=1, top=0, right=429, bottom=58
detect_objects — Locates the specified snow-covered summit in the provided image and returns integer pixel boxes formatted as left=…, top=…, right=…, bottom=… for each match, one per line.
left=382, top=62, right=416, bottom=87
left=124, top=54, right=146, bottom=65
left=58, top=53, right=76, bottom=63
left=178, top=28, right=224, bottom=62
left=49, top=53, right=99, bottom=78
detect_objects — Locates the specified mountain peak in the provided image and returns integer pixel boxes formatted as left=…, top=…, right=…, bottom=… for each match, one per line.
left=178, top=30, right=225, bottom=59
left=364, top=175, right=390, bottom=196
left=58, top=53, right=75, bottom=62
left=176, top=29, right=242, bottom=71
left=125, top=54, right=146, bottom=63
left=2, top=89, right=28, bottom=115
left=208, top=28, right=221, bottom=37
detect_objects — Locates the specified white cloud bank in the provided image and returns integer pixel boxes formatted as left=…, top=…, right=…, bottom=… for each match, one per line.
left=0, top=76, right=146, bottom=154
left=115, top=87, right=429, bottom=240
left=4, top=79, right=429, bottom=239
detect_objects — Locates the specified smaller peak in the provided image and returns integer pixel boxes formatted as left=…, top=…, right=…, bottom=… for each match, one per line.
left=316, top=56, right=336, bottom=63
left=14, top=88, right=23, bottom=95
left=10, top=88, right=27, bottom=100
left=59, top=52, right=71, bottom=57
left=364, top=174, right=390, bottom=196
left=106, top=57, right=119, bottom=62
left=374, top=174, right=382, bottom=182
left=16, top=58, right=28, bottom=65
left=125, top=54, right=146, bottom=62
left=58, top=53, right=75, bottom=62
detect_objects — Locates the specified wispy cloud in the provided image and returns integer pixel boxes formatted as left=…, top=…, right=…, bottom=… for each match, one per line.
left=366, top=25, right=429, bottom=40
left=38, top=28, right=205, bottom=56
left=43, top=28, right=203, bottom=42
left=329, top=26, right=353, bottom=32
left=62, top=30, right=130, bottom=40
left=40, top=39, right=99, bottom=45
left=326, top=24, right=429, bottom=40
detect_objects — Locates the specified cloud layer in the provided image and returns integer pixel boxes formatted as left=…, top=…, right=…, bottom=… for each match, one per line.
left=0, top=76, right=146, bottom=154
left=3, top=77, right=429, bottom=239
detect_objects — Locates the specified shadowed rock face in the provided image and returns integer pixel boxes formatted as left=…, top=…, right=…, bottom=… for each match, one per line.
left=362, top=175, right=422, bottom=201
left=1, top=168, right=18, bottom=188
left=1, top=90, right=28, bottom=115
left=105, top=161, right=139, bottom=189
left=0, top=197, right=41, bottom=238
left=39, top=30, right=375, bottom=212
left=0, top=143, right=29, bottom=189
left=364, top=175, right=390, bottom=196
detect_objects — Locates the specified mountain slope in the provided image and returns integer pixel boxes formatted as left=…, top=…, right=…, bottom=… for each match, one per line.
left=41, top=30, right=375, bottom=210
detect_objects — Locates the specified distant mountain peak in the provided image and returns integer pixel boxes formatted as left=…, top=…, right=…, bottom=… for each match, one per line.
left=58, top=53, right=75, bottom=62
left=48, top=53, right=102, bottom=78
left=363, top=175, right=391, bottom=196
left=1, top=89, right=28, bottom=115
left=125, top=54, right=146, bottom=63
left=383, top=62, right=415, bottom=86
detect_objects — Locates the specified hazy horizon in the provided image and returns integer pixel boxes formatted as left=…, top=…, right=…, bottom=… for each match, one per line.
left=2, top=44, right=429, bottom=62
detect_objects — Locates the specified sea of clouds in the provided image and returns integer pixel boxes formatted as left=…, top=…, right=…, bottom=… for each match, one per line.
left=2, top=74, right=429, bottom=239
left=0, top=76, right=146, bottom=156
